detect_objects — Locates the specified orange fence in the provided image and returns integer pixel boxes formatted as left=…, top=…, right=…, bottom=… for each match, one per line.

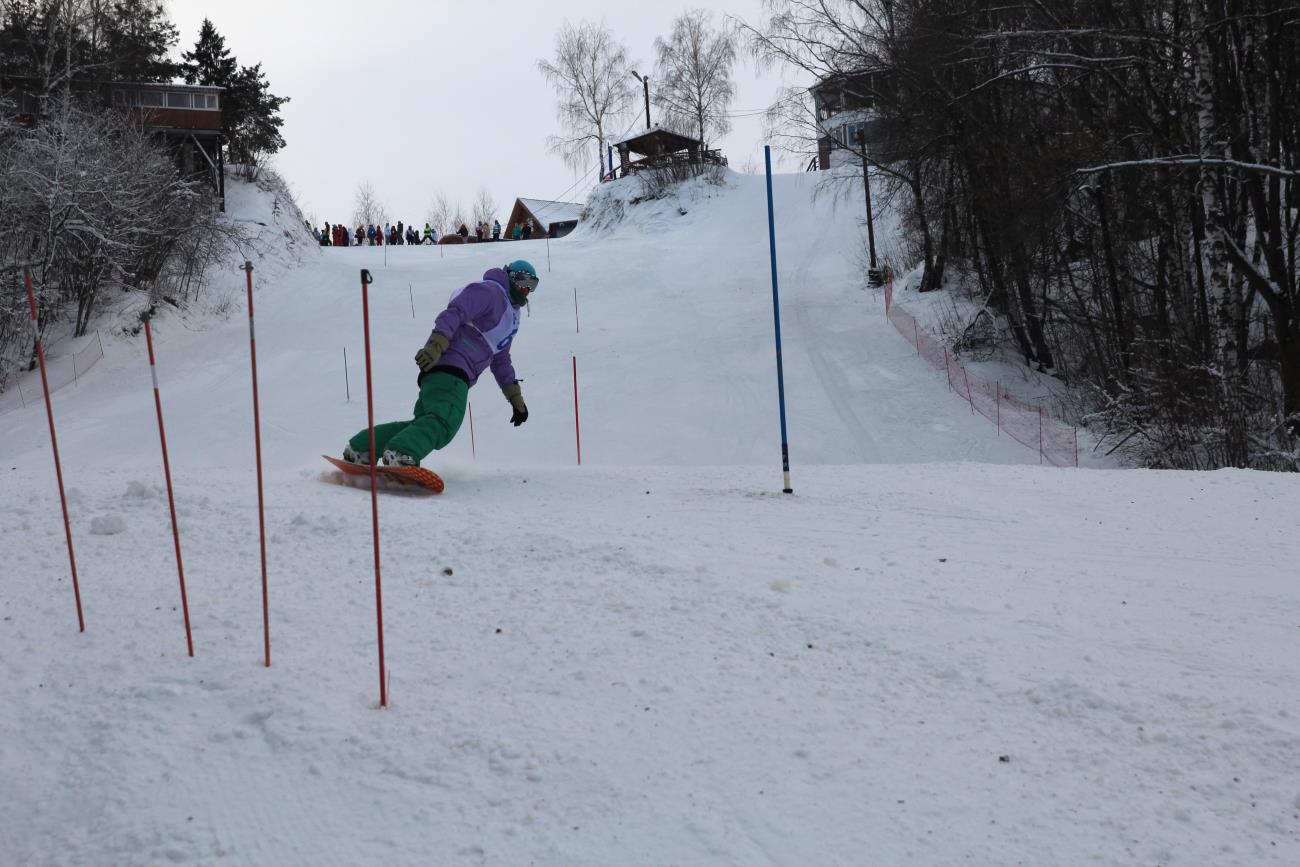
left=0, top=331, right=105, bottom=416
left=884, top=281, right=1078, bottom=467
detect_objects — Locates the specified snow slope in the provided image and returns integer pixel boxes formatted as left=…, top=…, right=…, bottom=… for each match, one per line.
left=1, top=169, right=1296, bottom=866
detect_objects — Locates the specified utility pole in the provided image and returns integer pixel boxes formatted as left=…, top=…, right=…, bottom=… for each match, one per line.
left=858, top=130, right=881, bottom=286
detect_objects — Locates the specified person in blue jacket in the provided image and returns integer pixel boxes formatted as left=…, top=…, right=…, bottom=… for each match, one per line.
left=342, top=260, right=539, bottom=467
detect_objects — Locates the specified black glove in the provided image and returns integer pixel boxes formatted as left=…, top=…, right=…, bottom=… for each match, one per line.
left=503, top=382, right=528, bottom=427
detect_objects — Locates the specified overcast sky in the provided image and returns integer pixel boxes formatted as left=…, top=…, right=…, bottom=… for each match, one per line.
left=165, top=0, right=807, bottom=229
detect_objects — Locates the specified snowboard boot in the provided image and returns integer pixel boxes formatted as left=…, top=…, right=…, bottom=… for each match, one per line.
left=342, top=445, right=371, bottom=465
left=382, top=449, right=418, bottom=468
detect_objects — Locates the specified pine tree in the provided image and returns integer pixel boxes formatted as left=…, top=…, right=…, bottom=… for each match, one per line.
left=182, top=18, right=288, bottom=164
left=181, top=19, right=237, bottom=88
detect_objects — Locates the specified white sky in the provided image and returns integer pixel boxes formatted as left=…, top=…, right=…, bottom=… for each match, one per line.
left=164, top=0, right=806, bottom=229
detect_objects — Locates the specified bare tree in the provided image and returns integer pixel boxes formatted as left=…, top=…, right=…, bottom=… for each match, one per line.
left=652, top=9, right=738, bottom=147
left=352, top=180, right=384, bottom=227
left=538, top=19, right=635, bottom=180
left=473, top=186, right=497, bottom=232
left=424, top=190, right=455, bottom=234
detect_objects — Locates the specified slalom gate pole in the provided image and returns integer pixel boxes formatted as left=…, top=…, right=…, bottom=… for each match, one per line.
left=242, top=261, right=271, bottom=668
left=468, top=400, right=476, bottom=460
left=343, top=347, right=350, bottom=402
left=763, top=146, right=793, bottom=494
left=360, top=268, right=387, bottom=709
left=143, top=318, right=194, bottom=657
left=1038, top=407, right=1044, bottom=465
left=24, top=266, right=84, bottom=632
left=409, top=283, right=415, bottom=319
left=574, top=286, right=579, bottom=333
left=546, top=236, right=552, bottom=272
left=572, top=355, right=582, bottom=466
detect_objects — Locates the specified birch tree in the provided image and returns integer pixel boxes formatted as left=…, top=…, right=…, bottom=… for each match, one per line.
left=538, top=19, right=635, bottom=180
left=652, top=9, right=738, bottom=147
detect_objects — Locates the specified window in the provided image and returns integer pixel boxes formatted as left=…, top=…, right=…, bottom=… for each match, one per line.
left=202, top=93, right=220, bottom=110
left=165, top=91, right=192, bottom=109
left=138, top=90, right=163, bottom=107
left=831, top=122, right=865, bottom=149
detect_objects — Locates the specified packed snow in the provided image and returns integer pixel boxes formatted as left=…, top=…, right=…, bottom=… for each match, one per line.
left=1, top=168, right=1296, bottom=865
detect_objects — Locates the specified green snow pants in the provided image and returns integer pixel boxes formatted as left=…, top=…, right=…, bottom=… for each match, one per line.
left=349, top=371, right=468, bottom=464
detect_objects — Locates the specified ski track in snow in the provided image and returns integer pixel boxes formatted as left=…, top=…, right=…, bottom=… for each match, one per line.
left=1, top=171, right=1297, bottom=866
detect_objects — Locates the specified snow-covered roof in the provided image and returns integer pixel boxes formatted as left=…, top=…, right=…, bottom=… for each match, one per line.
left=517, top=198, right=583, bottom=226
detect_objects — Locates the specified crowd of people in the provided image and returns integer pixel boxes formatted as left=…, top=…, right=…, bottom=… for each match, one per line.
left=309, top=217, right=538, bottom=247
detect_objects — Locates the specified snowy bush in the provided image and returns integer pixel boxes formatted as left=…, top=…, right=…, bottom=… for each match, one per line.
left=0, top=98, right=247, bottom=391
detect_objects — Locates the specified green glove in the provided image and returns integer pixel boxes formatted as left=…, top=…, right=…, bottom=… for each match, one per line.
left=414, top=332, right=450, bottom=372
left=502, top=381, right=528, bottom=426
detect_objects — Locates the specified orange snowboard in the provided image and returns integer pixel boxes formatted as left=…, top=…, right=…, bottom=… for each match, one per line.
left=323, top=454, right=444, bottom=494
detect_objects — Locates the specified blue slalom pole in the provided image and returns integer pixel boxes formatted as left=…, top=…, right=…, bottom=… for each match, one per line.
left=764, top=145, right=794, bottom=494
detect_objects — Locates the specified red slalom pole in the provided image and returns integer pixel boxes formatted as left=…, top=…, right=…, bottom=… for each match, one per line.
left=24, top=266, right=84, bottom=632
left=144, top=318, right=194, bottom=657
left=572, top=355, right=582, bottom=466
left=243, top=261, right=270, bottom=667
left=468, top=400, right=476, bottom=460
left=360, top=269, right=387, bottom=709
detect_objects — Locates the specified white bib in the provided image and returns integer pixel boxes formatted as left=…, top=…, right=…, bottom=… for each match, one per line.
left=450, top=281, right=519, bottom=353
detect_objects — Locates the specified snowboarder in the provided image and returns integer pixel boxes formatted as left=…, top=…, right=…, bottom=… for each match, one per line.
left=341, top=260, right=539, bottom=467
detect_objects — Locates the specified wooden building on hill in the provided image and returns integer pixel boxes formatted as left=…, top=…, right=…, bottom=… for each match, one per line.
left=507, top=198, right=584, bottom=239
left=810, top=69, right=894, bottom=171
left=1, top=77, right=226, bottom=205
left=607, top=126, right=726, bottom=180
left=109, top=82, right=226, bottom=203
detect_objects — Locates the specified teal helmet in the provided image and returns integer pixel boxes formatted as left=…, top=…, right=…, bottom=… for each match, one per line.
left=506, top=260, right=539, bottom=294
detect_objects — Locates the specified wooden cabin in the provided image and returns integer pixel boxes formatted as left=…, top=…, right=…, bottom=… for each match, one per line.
left=506, top=198, right=583, bottom=240
left=109, top=82, right=226, bottom=204
left=2, top=78, right=226, bottom=204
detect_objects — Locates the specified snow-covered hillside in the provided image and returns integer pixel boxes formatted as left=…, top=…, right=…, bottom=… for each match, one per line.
left=1, top=169, right=1296, bottom=866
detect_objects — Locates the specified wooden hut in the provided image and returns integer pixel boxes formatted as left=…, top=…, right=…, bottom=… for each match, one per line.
left=608, top=126, right=726, bottom=179
left=506, top=198, right=584, bottom=240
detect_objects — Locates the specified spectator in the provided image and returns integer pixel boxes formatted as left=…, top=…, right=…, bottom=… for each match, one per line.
left=423, top=223, right=433, bottom=245
left=521, top=219, right=533, bottom=241
left=397, top=220, right=405, bottom=245
left=458, top=223, right=469, bottom=240
left=367, top=224, right=376, bottom=246
left=355, top=225, right=364, bottom=246
left=492, top=219, right=501, bottom=240
left=511, top=223, right=522, bottom=240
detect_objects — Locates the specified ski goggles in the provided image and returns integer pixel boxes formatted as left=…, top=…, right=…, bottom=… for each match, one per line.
left=510, top=271, right=539, bottom=293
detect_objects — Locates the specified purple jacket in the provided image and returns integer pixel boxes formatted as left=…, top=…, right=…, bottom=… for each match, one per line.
left=429, top=267, right=520, bottom=388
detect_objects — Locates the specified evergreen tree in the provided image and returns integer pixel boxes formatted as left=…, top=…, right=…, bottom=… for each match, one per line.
left=94, top=0, right=181, bottom=83
left=182, top=18, right=288, bottom=164
left=0, top=0, right=178, bottom=97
